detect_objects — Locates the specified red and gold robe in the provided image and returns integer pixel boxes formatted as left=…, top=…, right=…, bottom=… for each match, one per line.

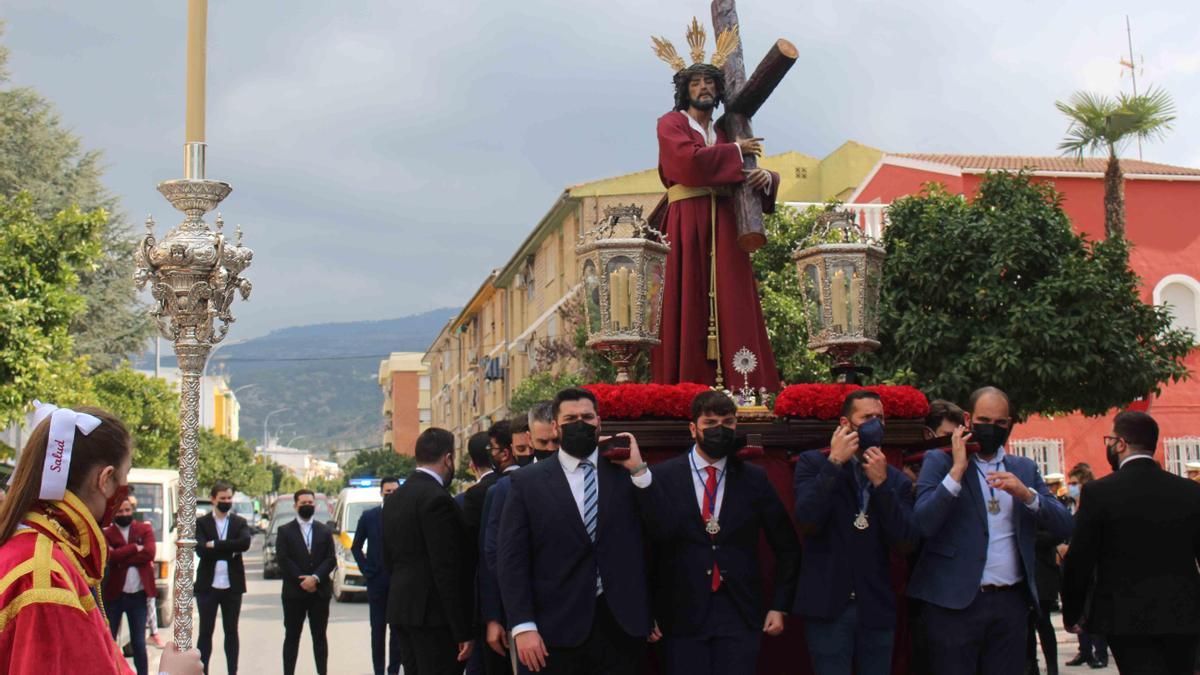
left=0, top=492, right=133, bottom=674
left=651, top=110, right=781, bottom=391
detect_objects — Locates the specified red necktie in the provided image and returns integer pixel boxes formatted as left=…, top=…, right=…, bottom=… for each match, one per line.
left=702, top=466, right=721, bottom=591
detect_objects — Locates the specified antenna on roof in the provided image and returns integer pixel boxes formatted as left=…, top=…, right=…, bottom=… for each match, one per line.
left=1119, top=15, right=1144, bottom=159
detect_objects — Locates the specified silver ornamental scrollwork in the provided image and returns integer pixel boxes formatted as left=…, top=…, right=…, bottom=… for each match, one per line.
left=133, top=176, right=251, bottom=651
left=576, top=204, right=670, bottom=382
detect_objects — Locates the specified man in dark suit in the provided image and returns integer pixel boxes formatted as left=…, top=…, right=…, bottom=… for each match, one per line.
left=462, top=425, right=513, bottom=553
left=793, top=390, right=918, bottom=675
left=480, top=401, right=559, bottom=673
left=1063, top=411, right=1200, bottom=675
left=909, top=386, right=1074, bottom=675
left=637, top=390, right=800, bottom=675
left=460, top=429, right=510, bottom=675
left=195, top=480, right=253, bottom=675
left=276, top=488, right=337, bottom=675
left=498, top=387, right=652, bottom=674
left=352, top=477, right=403, bottom=675
left=384, top=427, right=474, bottom=675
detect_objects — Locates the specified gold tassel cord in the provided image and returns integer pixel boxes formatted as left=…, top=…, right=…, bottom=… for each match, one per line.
left=707, top=192, right=724, bottom=389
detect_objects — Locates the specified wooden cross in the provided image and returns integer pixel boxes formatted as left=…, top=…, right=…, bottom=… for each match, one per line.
left=711, top=0, right=798, bottom=252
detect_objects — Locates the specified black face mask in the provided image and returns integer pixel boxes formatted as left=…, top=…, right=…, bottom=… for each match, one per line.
left=697, top=425, right=740, bottom=460
left=559, top=421, right=598, bottom=459
left=514, top=454, right=534, bottom=467
left=1106, top=439, right=1122, bottom=473
left=216, top=501, right=233, bottom=514
left=533, top=449, right=556, bottom=462
left=113, top=515, right=134, bottom=528
left=297, top=504, right=315, bottom=520
left=972, top=423, right=1011, bottom=457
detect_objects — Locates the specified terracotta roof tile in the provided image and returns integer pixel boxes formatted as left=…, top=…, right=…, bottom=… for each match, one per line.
left=893, top=153, right=1200, bottom=177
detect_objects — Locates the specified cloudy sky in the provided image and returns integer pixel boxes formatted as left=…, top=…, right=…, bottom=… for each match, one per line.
left=3, top=0, right=1198, bottom=339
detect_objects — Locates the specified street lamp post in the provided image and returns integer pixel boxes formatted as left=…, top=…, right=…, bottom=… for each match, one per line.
left=132, top=0, right=252, bottom=650
left=262, top=407, right=289, bottom=450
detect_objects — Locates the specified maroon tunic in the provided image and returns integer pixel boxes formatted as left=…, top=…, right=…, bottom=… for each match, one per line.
left=651, top=110, right=781, bottom=391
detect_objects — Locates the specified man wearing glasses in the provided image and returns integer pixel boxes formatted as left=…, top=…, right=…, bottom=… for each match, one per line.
left=908, top=386, right=1074, bottom=675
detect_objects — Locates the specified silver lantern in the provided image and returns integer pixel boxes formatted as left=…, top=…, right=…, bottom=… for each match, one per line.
left=576, top=204, right=670, bottom=383
left=793, top=210, right=885, bottom=383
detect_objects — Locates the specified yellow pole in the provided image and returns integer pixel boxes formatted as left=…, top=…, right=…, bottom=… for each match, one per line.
left=185, top=0, right=207, bottom=144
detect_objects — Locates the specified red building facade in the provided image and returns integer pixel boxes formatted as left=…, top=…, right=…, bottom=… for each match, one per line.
left=848, top=154, right=1200, bottom=476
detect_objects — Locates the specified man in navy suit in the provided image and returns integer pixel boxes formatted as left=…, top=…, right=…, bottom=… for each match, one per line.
left=793, top=389, right=918, bottom=675
left=481, top=401, right=558, bottom=674
left=351, top=477, right=402, bottom=675
left=909, top=386, right=1073, bottom=675
left=637, top=390, right=800, bottom=675
left=498, top=388, right=652, bottom=674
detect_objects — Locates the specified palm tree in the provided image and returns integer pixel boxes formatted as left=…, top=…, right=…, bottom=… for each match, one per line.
left=1056, top=87, right=1176, bottom=240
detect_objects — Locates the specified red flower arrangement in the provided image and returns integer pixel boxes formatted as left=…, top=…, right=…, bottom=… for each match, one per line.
left=773, top=384, right=929, bottom=420
left=584, top=382, right=712, bottom=420
left=582, top=382, right=929, bottom=421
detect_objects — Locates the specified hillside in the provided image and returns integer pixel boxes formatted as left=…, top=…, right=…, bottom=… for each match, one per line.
left=138, top=308, right=457, bottom=451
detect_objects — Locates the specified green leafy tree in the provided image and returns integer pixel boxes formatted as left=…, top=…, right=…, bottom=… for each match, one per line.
left=508, top=371, right=584, bottom=417
left=90, top=364, right=179, bottom=468
left=341, top=446, right=417, bottom=482
left=1056, top=87, right=1176, bottom=240
left=870, top=172, right=1192, bottom=419
left=306, top=475, right=344, bottom=497
left=196, top=428, right=274, bottom=497
left=751, top=204, right=834, bottom=384
left=0, top=28, right=152, bottom=368
left=0, top=192, right=104, bottom=424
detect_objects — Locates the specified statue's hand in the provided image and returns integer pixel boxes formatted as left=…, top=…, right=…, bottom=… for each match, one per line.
left=743, top=168, right=772, bottom=191
left=736, top=137, right=764, bottom=157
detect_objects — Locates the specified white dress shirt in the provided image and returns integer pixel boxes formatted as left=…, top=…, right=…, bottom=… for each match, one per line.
left=686, top=447, right=728, bottom=520
left=940, top=447, right=1040, bottom=586
left=416, top=466, right=445, bottom=486
left=1120, top=454, right=1156, bottom=468
left=212, top=512, right=231, bottom=590
left=118, top=525, right=144, bottom=594
left=511, top=449, right=651, bottom=637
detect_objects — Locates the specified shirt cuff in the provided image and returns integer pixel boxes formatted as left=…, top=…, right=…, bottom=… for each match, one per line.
left=941, top=474, right=963, bottom=496
left=631, top=469, right=653, bottom=488
left=512, top=622, right=538, bottom=636
left=1023, top=492, right=1040, bottom=511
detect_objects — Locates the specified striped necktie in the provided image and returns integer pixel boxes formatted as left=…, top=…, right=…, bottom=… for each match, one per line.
left=581, top=460, right=598, bottom=542
left=580, top=459, right=602, bottom=595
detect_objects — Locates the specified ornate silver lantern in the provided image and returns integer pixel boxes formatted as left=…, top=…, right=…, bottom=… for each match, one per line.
left=793, top=210, right=885, bottom=383
left=576, top=204, right=670, bottom=382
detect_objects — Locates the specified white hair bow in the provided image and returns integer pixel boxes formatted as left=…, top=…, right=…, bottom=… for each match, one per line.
left=32, top=401, right=103, bottom=501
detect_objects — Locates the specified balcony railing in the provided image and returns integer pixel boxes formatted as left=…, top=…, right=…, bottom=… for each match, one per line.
left=783, top=202, right=888, bottom=240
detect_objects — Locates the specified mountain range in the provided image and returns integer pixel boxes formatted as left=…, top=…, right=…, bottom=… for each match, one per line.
left=137, top=307, right=457, bottom=452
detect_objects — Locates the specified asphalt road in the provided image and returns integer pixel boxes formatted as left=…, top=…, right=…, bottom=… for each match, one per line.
left=131, top=536, right=377, bottom=675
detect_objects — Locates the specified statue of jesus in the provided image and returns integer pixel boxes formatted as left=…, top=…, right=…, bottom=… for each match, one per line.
left=650, top=21, right=781, bottom=391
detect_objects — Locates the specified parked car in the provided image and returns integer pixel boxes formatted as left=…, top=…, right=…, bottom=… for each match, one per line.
left=262, top=499, right=333, bottom=579
left=331, top=487, right=383, bottom=602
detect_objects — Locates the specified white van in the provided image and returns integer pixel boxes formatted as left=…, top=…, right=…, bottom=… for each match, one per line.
left=127, top=468, right=180, bottom=626
left=331, top=486, right=382, bottom=602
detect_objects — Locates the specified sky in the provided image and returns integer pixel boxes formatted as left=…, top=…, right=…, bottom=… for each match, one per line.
left=3, top=0, right=1199, bottom=339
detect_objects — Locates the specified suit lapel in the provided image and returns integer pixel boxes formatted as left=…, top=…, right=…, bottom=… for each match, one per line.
left=676, top=460, right=706, bottom=537
left=598, top=457, right=623, bottom=540
left=546, top=456, right=590, bottom=544
left=964, top=463, right=990, bottom=530
left=715, top=461, right=743, bottom=541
